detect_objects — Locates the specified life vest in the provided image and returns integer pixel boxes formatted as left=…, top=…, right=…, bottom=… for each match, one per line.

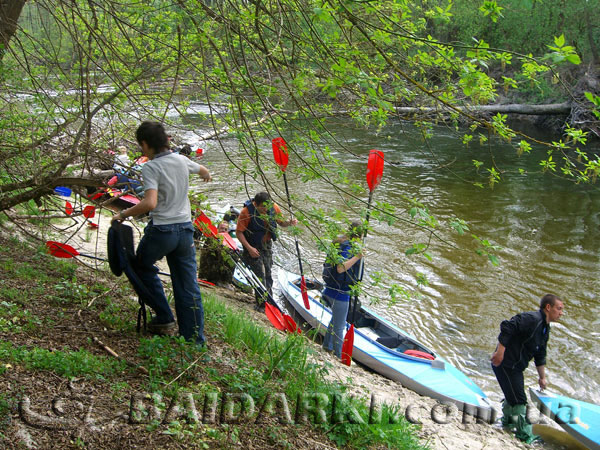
left=242, top=199, right=278, bottom=249
left=322, top=240, right=360, bottom=293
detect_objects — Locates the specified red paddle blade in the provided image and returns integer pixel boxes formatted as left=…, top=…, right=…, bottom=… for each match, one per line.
left=65, top=201, right=73, bottom=216
left=341, top=324, right=354, bottom=366
left=194, top=211, right=218, bottom=238
left=283, top=314, right=301, bottom=334
left=272, top=137, right=289, bottom=173
left=83, top=205, right=96, bottom=219
left=366, top=150, right=384, bottom=192
left=300, top=276, right=310, bottom=310
left=265, top=302, right=286, bottom=331
left=46, top=241, right=79, bottom=258
left=218, top=232, right=238, bottom=251
left=197, top=278, right=216, bottom=288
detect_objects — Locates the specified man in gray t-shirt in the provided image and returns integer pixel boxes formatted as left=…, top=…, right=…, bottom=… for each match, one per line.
left=112, top=121, right=211, bottom=346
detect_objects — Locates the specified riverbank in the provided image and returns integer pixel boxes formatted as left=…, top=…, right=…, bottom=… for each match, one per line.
left=0, top=210, right=563, bottom=449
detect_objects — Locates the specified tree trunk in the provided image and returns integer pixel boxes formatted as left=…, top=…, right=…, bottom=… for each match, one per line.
left=394, top=102, right=572, bottom=116
left=584, top=13, right=599, bottom=68
left=0, top=0, right=27, bottom=61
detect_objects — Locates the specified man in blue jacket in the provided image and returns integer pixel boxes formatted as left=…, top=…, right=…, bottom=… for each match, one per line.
left=491, top=294, right=564, bottom=443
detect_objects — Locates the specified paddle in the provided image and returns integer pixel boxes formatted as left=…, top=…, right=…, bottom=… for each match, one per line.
left=194, top=210, right=299, bottom=333
left=46, top=240, right=215, bottom=287
left=47, top=241, right=106, bottom=262
left=341, top=149, right=384, bottom=366
left=272, top=137, right=310, bottom=311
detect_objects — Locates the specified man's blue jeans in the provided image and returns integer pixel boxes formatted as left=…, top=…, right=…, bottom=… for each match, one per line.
left=136, top=221, right=205, bottom=345
left=322, top=294, right=350, bottom=358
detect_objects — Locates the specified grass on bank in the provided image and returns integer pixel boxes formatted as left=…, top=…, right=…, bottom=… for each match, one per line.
left=0, top=233, right=428, bottom=449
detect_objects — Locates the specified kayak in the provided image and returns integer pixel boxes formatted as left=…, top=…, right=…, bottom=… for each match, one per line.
left=530, top=388, right=600, bottom=450
left=278, top=269, right=494, bottom=419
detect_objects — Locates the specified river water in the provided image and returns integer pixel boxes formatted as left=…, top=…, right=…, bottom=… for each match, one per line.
left=182, top=118, right=600, bottom=406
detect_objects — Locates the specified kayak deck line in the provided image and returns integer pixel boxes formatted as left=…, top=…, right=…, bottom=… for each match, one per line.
left=278, top=268, right=494, bottom=421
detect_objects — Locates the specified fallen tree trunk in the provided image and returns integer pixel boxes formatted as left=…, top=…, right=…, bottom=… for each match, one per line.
left=394, top=102, right=572, bottom=116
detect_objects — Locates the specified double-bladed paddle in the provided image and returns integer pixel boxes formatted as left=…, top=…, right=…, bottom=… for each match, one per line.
left=272, top=137, right=310, bottom=311
left=341, top=149, right=384, bottom=366
left=194, top=210, right=299, bottom=333
left=46, top=240, right=215, bottom=287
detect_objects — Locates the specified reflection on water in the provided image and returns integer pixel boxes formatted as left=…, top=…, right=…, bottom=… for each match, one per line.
left=190, top=119, right=600, bottom=405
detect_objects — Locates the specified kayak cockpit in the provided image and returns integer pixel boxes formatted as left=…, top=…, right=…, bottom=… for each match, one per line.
left=289, top=276, right=437, bottom=361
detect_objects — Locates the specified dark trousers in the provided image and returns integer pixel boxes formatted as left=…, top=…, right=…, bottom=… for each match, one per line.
left=136, top=222, right=205, bottom=345
left=492, top=364, right=527, bottom=406
left=241, top=240, right=273, bottom=305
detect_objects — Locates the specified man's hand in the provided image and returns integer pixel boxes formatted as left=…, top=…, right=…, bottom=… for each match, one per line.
left=247, top=246, right=260, bottom=258
left=111, top=211, right=125, bottom=224
left=538, top=377, right=547, bottom=391
left=490, top=343, right=505, bottom=367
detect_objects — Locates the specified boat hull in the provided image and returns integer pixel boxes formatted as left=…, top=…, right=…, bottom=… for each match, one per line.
left=530, top=388, right=600, bottom=450
left=278, top=268, right=494, bottom=420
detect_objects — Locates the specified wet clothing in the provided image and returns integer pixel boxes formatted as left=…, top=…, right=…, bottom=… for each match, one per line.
left=492, top=364, right=528, bottom=406
left=241, top=239, right=273, bottom=303
left=493, top=309, right=550, bottom=407
left=136, top=151, right=206, bottom=344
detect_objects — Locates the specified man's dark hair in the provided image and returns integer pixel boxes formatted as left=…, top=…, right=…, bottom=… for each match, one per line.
left=136, top=121, right=169, bottom=152
left=540, top=294, right=561, bottom=310
left=253, top=191, right=271, bottom=205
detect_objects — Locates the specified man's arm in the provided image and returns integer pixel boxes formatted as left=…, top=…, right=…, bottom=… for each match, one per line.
left=112, top=189, right=157, bottom=222
left=536, top=365, right=547, bottom=390
left=273, top=203, right=298, bottom=227
left=490, top=342, right=506, bottom=367
left=196, top=165, right=211, bottom=182
left=236, top=208, right=260, bottom=258
left=236, top=229, right=259, bottom=258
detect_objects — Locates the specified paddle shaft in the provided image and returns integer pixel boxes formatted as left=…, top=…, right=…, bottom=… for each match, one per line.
left=56, top=248, right=171, bottom=277
left=281, top=173, right=305, bottom=275
left=349, top=189, right=374, bottom=324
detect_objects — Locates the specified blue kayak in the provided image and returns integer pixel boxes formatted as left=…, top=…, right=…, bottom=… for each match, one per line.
left=278, top=269, right=494, bottom=420
left=530, top=388, right=600, bottom=450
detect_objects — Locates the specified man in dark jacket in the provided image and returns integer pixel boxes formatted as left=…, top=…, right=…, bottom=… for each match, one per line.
left=490, top=294, right=564, bottom=443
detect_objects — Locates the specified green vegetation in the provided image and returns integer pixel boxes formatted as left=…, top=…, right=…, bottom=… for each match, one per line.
left=0, top=234, right=428, bottom=448
left=0, top=341, right=127, bottom=379
left=1, top=0, right=598, bottom=301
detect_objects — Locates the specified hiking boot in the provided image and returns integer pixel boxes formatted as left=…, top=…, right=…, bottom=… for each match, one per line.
left=147, top=317, right=176, bottom=335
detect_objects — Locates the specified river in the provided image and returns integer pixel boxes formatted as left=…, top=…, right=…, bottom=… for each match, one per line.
left=181, top=117, right=600, bottom=406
